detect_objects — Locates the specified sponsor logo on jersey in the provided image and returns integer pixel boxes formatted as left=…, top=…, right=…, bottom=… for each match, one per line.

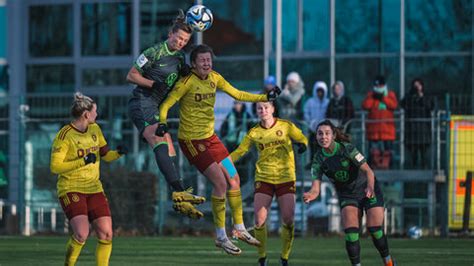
left=77, top=146, right=99, bottom=158
left=136, top=54, right=148, bottom=68
left=335, top=170, right=349, bottom=182
left=257, top=140, right=285, bottom=150
left=195, top=92, right=215, bottom=102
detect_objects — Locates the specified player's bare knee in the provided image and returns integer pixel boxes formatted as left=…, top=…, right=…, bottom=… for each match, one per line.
left=97, top=229, right=113, bottom=241
left=74, top=232, right=88, bottom=243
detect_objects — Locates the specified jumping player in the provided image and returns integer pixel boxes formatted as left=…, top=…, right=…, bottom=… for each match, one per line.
left=303, top=119, right=396, bottom=266
left=126, top=10, right=205, bottom=219
left=231, top=101, right=308, bottom=266
left=158, top=44, right=281, bottom=255
left=50, top=93, right=127, bottom=266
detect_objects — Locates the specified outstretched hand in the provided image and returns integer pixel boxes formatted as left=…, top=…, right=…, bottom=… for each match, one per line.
left=303, top=190, right=319, bottom=204
left=267, top=86, right=282, bottom=101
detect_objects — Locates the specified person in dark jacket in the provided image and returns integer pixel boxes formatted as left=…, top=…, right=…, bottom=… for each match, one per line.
left=326, top=81, right=355, bottom=133
left=400, top=78, right=435, bottom=169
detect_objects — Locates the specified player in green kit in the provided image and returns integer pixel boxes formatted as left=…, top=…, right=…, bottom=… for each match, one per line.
left=304, top=120, right=396, bottom=266
left=127, top=10, right=204, bottom=219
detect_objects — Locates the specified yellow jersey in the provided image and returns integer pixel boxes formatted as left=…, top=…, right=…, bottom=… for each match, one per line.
left=159, top=70, right=267, bottom=140
left=50, top=123, right=121, bottom=196
left=231, top=119, right=308, bottom=184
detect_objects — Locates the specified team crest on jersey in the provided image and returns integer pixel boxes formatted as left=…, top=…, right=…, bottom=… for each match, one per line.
left=255, top=182, right=261, bottom=189
left=71, top=194, right=80, bottom=203
left=276, top=130, right=283, bottom=136
left=92, top=134, right=97, bottom=141
left=210, top=81, right=216, bottom=88
left=197, top=144, right=206, bottom=152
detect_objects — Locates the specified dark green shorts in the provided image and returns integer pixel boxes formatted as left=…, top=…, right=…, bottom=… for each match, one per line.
left=338, top=180, right=384, bottom=211
left=128, top=95, right=159, bottom=136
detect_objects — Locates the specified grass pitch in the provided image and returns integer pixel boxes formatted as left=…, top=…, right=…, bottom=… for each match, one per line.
left=0, top=236, right=473, bottom=265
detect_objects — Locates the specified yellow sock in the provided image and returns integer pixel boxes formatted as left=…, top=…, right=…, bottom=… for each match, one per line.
left=65, top=236, right=85, bottom=266
left=211, top=195, right=226, bottom=228
left=227, top=189, right=244, bottom=225
left=254, top=224, right=267, bottom=258
left=280, top=223, right=295, bottom=260
left=96, top=239, right=112, bottom=266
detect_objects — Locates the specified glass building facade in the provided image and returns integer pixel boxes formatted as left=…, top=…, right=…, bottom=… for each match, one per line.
left=2, top=0, right=473, bottom=235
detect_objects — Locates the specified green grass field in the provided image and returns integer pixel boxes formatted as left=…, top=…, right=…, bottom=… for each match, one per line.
left=0, top=236, right=473, bottom=265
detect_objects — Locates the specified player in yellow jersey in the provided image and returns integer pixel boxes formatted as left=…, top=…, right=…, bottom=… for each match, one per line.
left=158, top=44, right=281, bottom=255
left=231, top=101, right=308, bottom=266
left=50, top=93, right=127, bottom=266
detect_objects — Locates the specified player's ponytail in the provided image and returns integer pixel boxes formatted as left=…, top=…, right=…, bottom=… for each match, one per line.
left=169, top=9, right=193, bottom=34
left=71, top=92, right=95, bottom=119
left=316, top=119, right=351, bottom=143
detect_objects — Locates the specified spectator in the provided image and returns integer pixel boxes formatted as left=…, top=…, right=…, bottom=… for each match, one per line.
left=304, top=81, right=329, bottom=166
left=362, top=75, right=398, bottom=169
left=220, top=101, right=252, bottom=152
left=326, top=81, right=355, bottom=132
left=253, top=75, right=279, bottom=117
left=277, top=72, right=305, bottom=121
left=400, top=78, right=435, bottom=169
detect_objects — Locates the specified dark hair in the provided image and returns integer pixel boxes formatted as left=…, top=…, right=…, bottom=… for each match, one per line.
left=190, top=44, right=215, bottom=63
left=410, top=77, right=424, bottom=95
left=315, top=119, right=351, bottom=143
left=373, top=75, right=386, bottom=86
left=71, top=92, right=95, bottom=119
left=169, top=10, right=193, bottom=34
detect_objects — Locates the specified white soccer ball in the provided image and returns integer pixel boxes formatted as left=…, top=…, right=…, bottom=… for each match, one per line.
left=185, top=5, right=213, bottom=32
left=407, top=226, right=423, bottom=239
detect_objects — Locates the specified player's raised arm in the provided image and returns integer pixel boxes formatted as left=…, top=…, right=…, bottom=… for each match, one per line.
left=218, top=77, right=281, bottom=102
left=158, top=82, right=189, bottom=125
left=288, top=121, right=308, bottom=153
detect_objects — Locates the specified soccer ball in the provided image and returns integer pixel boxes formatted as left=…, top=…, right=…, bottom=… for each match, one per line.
left=407, top=226, right=423, bottom=239
left=185, top=5, right=213, bottom=32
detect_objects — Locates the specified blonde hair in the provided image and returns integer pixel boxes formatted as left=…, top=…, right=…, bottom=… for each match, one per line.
left=71, top=92, right=95, bottom=119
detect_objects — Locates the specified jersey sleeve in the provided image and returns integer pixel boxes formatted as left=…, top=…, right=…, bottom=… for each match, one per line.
left=159, top=80, right=191, bottom=124
left=288, top=122, right=308, bottom=146
left=343, top=142, right=367, bottom=167
left=217, top=75, right=267, bottom=102
left=50, top=135, right=85, bottom=175
left=310, top=154, right=324, bottom=180
left=230, top=133, right=254, bottom=162
left=133, top=46, right=155, bottom=74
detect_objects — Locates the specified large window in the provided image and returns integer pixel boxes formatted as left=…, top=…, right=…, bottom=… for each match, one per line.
left=139, top=1, right=190, bottom=50
left=203, top=0, right=264, bottom=55
left=406, top=0, right=472, bottom=52
left=335, top=57, right=400, bottom=105
left=303, top=0, right=329, bottom=52
left=82, top=68, right=129, bottom=87
left=26, top=65, right=75, bottom=93
left=29, top=5, right=73, bottom=57
left=82, top=2, right=132, bottom=55
left=335, top=0, right=400, bottom=53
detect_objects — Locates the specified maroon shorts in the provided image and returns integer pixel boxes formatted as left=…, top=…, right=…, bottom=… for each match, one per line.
left=59, top=192, right=111, bottom=222
left=179, top=134, right=229, bottom=173
left=254, top=181, right=296, bottom=198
